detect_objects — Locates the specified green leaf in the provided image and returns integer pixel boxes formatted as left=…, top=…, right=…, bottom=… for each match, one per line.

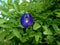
left=35, top=32, right=42, bottom=43
left=43, top=25, right=53, bottom=35
left=13, top=29, right=28, bottom=42
left=45, top=35, right=54, bottom=44
left=0, top=31, right=9, bottom=41
left=6, top=33, right=15, bottom=40
left=12, top=29, right=22, bottom=39
left=56, top=41, right=60, bottom=45
left=54, top=9, right=60, bottom=17
left=35, top=34, right=39, bottom=43
left=8, top=0, right=12, bottom=3
left=21, top=36, right=28, bottom=43
left=13, top=4, right=18, bottom=12
left=0, top=19, right=5, bottom=24
left=52, top=24, right=60, bottom=34
left=56, top=12, right=60, bottom=17
left=2, top=11, right=7, bottom=15
left=29, top=31, right=35, bottom=38
left=33, top=22, right=41, bottom=30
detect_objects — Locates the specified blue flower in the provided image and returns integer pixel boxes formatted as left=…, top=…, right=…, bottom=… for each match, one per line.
left=20, top=13, right=34, bottom=28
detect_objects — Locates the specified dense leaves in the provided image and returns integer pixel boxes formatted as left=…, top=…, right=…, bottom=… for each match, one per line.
left=0, top=0, right=60, bottom=45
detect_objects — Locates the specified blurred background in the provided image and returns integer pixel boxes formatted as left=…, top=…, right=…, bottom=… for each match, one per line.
left=0, top=0, right=60, bottom=45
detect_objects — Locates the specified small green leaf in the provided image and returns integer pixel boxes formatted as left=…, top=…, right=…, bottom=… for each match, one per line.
left=12, top=29, right=22, bottom=39
left=29, top=31, right=35, bottom=38
left=13, top=29, right=27, bottom=42
left=8, top=0, right=12, bottom=3
left=0, top=31, right=9, bottom=41
left=21, top=36, right=28, bottom=43
left=54, top=9, right=60, bottom=17
left=45, top=35, right=54, bottom=44
left=6, top=33, right=15, bottom=40
left=52, top=24, right=60, bottom=34
left=0, top=19, right=5, bottom=24
left=35, top=34, right=39, bottom=43
left=56, top=12, right=60, bottom=17
left=13, top=4, right=18, bottom=12
left=33, top=22, right=41, bottom=30
left=56, top=41, right=60, bottom=45
left=35, top=32, right=42, bottom=43
left=43, top=25, right=53, bottom=35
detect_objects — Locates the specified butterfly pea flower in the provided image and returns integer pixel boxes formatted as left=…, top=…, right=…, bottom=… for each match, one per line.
left=20, top=13, right=34, bottom=28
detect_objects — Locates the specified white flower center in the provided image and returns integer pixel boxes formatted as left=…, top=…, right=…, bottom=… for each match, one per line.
left=26, top=18, right=28, bottom=23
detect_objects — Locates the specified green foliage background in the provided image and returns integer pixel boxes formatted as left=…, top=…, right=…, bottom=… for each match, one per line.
left=0, top=0, right=60, bottom=45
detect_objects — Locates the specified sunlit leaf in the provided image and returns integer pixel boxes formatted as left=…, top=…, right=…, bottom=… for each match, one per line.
left=12, top=29, right=22, bottom=39
left=0, top=19, right=5, bottom=24
left=33, top=22, right=41, bottom=30
left=43, top=25, right=53, bottom=35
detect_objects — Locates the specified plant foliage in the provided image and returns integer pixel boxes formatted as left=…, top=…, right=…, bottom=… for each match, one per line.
left=0, top=0, right=60, bottom=45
